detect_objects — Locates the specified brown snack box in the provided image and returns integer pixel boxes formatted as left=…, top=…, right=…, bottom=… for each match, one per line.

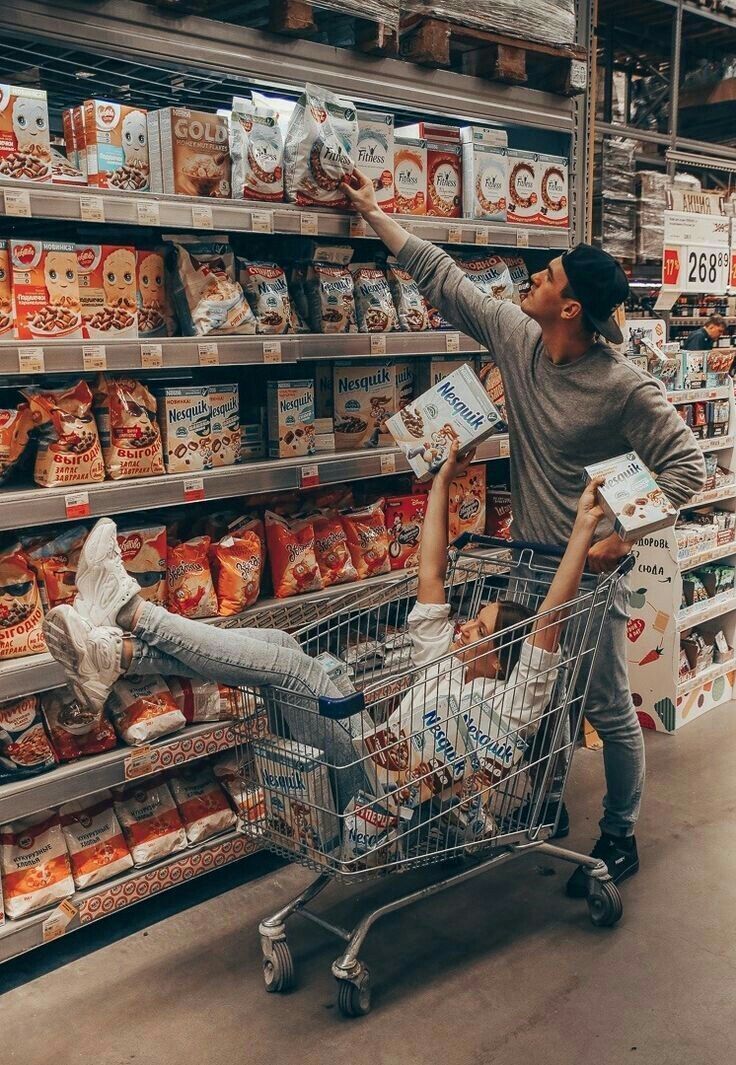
left=149, top=107, right=231, bottom=198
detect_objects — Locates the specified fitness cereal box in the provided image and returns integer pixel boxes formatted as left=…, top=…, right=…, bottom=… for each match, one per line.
left=149, top=107, right=230, bottom=198
left=267, top=379, right=315, bottom=458
left=10, top=240, right=83, bottom=341
left=83, top=99, right=149, bottom=191
left=507, top=149, right=539, bottom=225
left=536, top=153, right=568, bottom=228
left=394, top=137, right=426, bottom=215
left=0, top=85, right=51, bottom=182
left=356, top=110, right=395, bottom=213
left=426, top=140, right=462, bottom=218
left=77, top=244, right=138, bottom=340
left=584, top=451, right=678, bottom=543
left=155, top=385, right=212, bottom=473
left=461, top=141, right=507, bottom=221
left=385, top=363, right=503, bottom=481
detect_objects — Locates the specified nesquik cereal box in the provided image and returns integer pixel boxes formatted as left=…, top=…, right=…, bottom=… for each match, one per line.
left=155, top=385, right=212, bottom=473
left=0, top=85, right=51, bottom=182
left=0, top=241, right=13, bottom=338
left=333, top=362, right=396, bottom=451
left=585, top=451, right=678, bottom=543
left=417, top=357, right=466, bottom=393
left=394, top=137, right=426, bottom=215
left=77, top=244, right=138, bottom=340
left=385, top=364, right=503, bottom=481
left=507, top=149, right=539, bottom=225
left=209, top=383, right=240, bottom=467
left=83, top=99, right=149, bottom=191
left=10, top=240, right=83, bottom=340
left=253, top=736, right=340, bottom=856
left=356, top=110, right=395, bottom=213
left=267, top=380, right=315, bottom=458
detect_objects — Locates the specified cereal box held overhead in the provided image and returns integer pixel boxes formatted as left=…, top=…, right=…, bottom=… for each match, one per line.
left=585, top=452, right=678, bottom=543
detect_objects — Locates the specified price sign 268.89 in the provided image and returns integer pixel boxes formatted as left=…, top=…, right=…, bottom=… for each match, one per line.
left=683, top=246, right=729, bottom=294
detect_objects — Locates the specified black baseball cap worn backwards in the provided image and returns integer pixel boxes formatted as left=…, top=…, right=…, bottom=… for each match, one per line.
left=561, top=242, right=630, bottom=345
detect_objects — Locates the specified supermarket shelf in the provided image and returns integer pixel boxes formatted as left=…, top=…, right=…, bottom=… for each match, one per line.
left=670, top=317, right=736, bottom=326
left=667, top=386, right=731, bottom=404
left=699, top=436, right=735, bottom=453
left=678, top=656, right=736, bottom=698
left=677, top=590, right=736, bottom=632
left=0, top=332, right=483, bottom=377
left=680, top=540, right=736, bottom=572
left=1, top=435, right=509, bottom=533
left=0, top=721, right=238, bottom=825
left=686, top=485, right=736, bottom=507
left=0, top=179, right=569, bottom=251
left=0, top=828, right=258, bottom=964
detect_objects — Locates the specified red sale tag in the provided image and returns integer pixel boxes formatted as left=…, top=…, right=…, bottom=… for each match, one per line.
left=183, top=477, right=205, bottom=502
left=730, top=249, right=736, bottom=290
left=65, top=492, right=90, bottom=519
left=662, top=246, right=681, bottom=287
left=300, top=464, right=320, bottom=488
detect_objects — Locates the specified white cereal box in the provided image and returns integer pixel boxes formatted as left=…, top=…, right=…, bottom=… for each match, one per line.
left=155, top=385, right=212, bottom=473
left=507, top=149, right=539, bottom=225
left=460, top=125, right=509, bottom=148
left=536, top=153, right=569, bottom=228
left=333, top=362, right=397, bottom=450
left=253, top=736, right=339, bottom=855
left=209, top=383, right=240, bottom=468
left=394, top=137, right=427, bottom=216
left=267, top=379, right=315, bottom=458
left=461, top=142, right=507, bottom=221
left=385, top=363, right=503, bottom=480
left=585, top=451, right=678, bottom=543
left=356, top=110, right=394, bottom=213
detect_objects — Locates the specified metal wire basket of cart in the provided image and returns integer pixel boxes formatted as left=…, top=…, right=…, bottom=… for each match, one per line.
left=233, top=535, right=635, bottom=1017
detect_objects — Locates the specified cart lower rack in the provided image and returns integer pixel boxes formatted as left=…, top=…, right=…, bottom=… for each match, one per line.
left=233, top=536, right=633, bottom=1016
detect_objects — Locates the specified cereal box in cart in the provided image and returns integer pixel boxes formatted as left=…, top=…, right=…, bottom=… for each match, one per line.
left=10, top=240, right=83, bottom=341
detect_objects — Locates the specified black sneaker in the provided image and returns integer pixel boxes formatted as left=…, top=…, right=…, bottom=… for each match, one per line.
left=566, top=833, right=639, bottom=898
left=502, top=800, right=569, bottom=840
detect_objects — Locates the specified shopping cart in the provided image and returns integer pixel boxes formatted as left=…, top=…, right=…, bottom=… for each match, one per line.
left=233, top=535, right=634, bottom=1017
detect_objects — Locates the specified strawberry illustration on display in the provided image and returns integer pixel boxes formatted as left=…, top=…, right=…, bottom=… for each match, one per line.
left=639, top=645, right=663, bottom=666
left=627, top=618, right=645, bottom=643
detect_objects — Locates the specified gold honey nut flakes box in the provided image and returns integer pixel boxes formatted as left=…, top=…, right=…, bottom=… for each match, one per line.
left=585, top=451, right=677, bottom=543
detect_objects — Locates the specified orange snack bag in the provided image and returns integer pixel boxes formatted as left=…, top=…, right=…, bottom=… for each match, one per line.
left=0, top=813, right=74, bottom=918
left=0, top=405, right=33, bottom=484
left=0, top=550, right=46, bottom=660
left=23, top=379, right=105, bottom=487
left=167, top=536, right=218, bottom=618
left=117, top=524, right=167, bottom=606
left=0, top=240, right=13, bottom=337
left=210, top=532, right=263, bottom=615
left=94, top=375, right=165, bottom=480
left=60, top=796, right=133, bottom=889
left=28, top=525, right=87, bottom=608
left=113, top=778, right=188, bottom=867
left=265, top=511, right=323, bottom=599
left=228, top=514, right=267, bottom=570
left=384, top=495, right=427, bottom=571
left=342, top=501, right=391, bottom=580
left=41, top=688, right=117, bottom=762
left=107, top=675, right=186, bottom=746
left=312, top=512, right=358, bottom=587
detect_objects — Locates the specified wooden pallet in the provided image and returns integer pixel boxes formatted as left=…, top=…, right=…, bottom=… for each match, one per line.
left=399, top=16, right=588, bottom=96
left=267, top=0, right=398, bottom=54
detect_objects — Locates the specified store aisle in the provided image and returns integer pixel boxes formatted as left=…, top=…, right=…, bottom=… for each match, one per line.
left=2, top=705, right=735, bottom=1065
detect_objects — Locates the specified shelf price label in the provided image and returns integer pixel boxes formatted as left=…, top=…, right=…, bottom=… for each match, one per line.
left=65, top=491, right=91, bottom=519
left=499, top=437, right=510, bottom=458
left=198, top=342, right=219, bottom=366
left=682, top=246, right=730, bottom=294
left=42, top=899, right=77, bottom=942
left=300, top=213, right=318, bottom=236
left=474, top=228, right=489, bottom=246
left=18, top=346, right=45, bottom=373
left=80, top=195, right=105, bottom=223
left=136, top=200, right=161, bottom=226
left=140, top=343, right=163, bottom=369
left=192, top=204, right=214, bottom=229
left=515, top=229, right=530, bottom=248
left=251, top=209, right=274, bottom=234
left=350, top=215, right=367, bottom=238
left=300, top=464, right=320, bottom=488
left=263, top=340, right=282, bottom=363
left=125, top=744, right=156, bottom=780
left=82, top=345, right=107, bottom=371
left=379, top=453, right=396, bottom=474
left=369, top=334, right=387, bottom=355
left=3, top=189, right=31, bottom=217
left=447, top=226, right=462, bottom=244
left=445, top=332, right=460, bottom=353
left=183, top=477, right=205, bottom=502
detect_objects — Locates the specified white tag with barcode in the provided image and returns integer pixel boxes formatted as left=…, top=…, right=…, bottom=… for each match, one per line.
left=370, top=334, right=387, bottom=355
left=445, top=333, right=460, bottom=353
left=18, top=347, right=45, bottom=373
left=475, top=228, right=489, bottom=245
left=251, top=209, right=274, bottom=234
left=380, top=453, right=396, bottom=474
left=198, top=342, right=219, bottom=366
left=263, top=340, right=282, bottom=363
left=516, top=229, right=530, bottom=248
left=140, top=343, right=163, bottom=368
left=80, top=195, right=105, bottom=223
left=447, top=226, right=462, bottom=244
left=300, top=213, right=318, bottom=236
left=4, top=189, right=31, bottom=217
left=350, top=215, right=367, bottom=238
left=192, top=204, right=214, bottom=229
left=136, top=200, right=160, bottom=226
left=82, top=345, right=107, bottom=371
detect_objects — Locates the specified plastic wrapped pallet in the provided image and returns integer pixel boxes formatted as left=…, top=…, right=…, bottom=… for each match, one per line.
left=400, top=1, right=575, bottom=48
left=637, top=171, right=669, bottom=263
left=304, top=0, right=399, bottom=25
left=595, top=139, right=637, bottom=263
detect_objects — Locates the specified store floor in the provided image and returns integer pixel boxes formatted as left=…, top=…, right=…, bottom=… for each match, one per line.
left=2, top=705, right=735, bottom=1065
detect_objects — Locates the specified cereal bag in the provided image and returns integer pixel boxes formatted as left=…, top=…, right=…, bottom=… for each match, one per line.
left=312, top=512, right=358, bottom=587
left=136, top=248, right=178, bottom=338
left=448, top=466, right=487, bottom=542
left=459, top=255, right=514, bottom=301
left=265, top=512, right=323, bottom=599
left=239, top=260, right=291, bottom=334
left=167, top=536, right=218, bottom=618
left=167, top=237, right=256, bottom=337
left=77, top=244, right=138, bottom=340
left=0, top=85, right=51, bottom=183
left=384, top=495, right=426, bottom=571
left=283, top=83, right=357, bottom=208
left=341, top=791, right=401, bottom=869
left=117, top=524, right=167, bottom=606
left=351, top=265, right=399, bottom=333
left=341, top=501, right=391, bottom=580
left=94, top=376, right=164, bottom=480
left=0, top=695, right=57, bottom=781
left=306, top=262, right=356, bottom=333
left=114, top=778, right=188, bottom=867
left=107, top=675, right=186, bottom=746
left=486, top=489, right=513, bottom=540
left=168, top=677, right=247, bottom=724
left=230, top=99, right=284, bottom=201
left=213, top=749, right=266, bottom=825
left=0, top=239, right=13, bottom=337
left=11, top=239, right=83, bottom=340
left=23, top=379, right=105, bottom=487
left=28, top=525, right=87, bottom=609
left=210, top=532, right=262, bottom=615
left=386, top=262, right=429, bottom=331
left=0, top=812, right=74, bottom=918
left=0, top=550, right=46, bottom=660
left=0, top=406, right=33, bottom=485
left=168, top=763, right=236, bottom=844
left=41, top=688, right=117, bottom=762
left=60, top=796, right=134, bottom=889
left=478, top=359, right=508, bottom=425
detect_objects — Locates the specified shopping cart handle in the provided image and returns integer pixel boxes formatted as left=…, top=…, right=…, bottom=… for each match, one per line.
left=317, top=692, right=367, bottom=720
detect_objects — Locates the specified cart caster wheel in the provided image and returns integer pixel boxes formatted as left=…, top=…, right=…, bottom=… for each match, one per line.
left=263, top=940, right=295, bottom=993
left=587, top=881, right=623, bottom=928
left=337, top=969, right=371, bottom=1017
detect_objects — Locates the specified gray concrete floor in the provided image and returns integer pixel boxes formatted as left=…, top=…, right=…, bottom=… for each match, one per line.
left=1, top=704, right=735, bottom=1065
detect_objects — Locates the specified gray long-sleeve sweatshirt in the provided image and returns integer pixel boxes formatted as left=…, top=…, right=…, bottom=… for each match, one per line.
left=397, top=235, right=706, bottom=545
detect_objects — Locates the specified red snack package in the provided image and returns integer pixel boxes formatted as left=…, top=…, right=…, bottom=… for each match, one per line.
left=94, top=375, right=165, bottom=480
left=228, top=514, right=267, bottom=570
left=265, top=511, right=323, bottom=599
left=384, top=495, right=427, bottom=571
left=342, top=501, right=391, bottom=580
left=22, top=379, right=105, bottom=487
left=117, top=524, right=167, bottom=606
left=167, top=536, right=218, bottom=618
left=0, top=550, right=46, bottom=660
left=210, top=532, right=263, bottom=615
left=28, top=525, right=87, bottom=609
left=312, top=512, right=358, bottom=587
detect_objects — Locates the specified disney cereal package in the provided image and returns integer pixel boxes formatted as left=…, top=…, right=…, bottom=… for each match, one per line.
left=11, top=240, right=83, bottom=340
left=384, top=495, right=426, bottom=571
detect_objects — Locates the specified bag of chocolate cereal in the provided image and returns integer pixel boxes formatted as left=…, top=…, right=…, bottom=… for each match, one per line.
left=350, top=264, right=398, bottom=334
left=283, top=83, right=357, bottom=208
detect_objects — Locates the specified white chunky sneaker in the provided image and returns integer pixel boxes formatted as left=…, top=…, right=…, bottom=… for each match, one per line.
left=43, top=604, right=125, bottom=713
left=75, top=517, right=140, bottom=627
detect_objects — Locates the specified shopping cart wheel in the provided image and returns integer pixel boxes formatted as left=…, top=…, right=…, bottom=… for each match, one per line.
left=336, top=967, right=371, bottom=1018
left=262, top=940, right=295, bottom=993
left=587, top=881, right=623, bottom=928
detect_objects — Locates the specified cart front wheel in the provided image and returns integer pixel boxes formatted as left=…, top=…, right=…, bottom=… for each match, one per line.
left=263, top=940, right=295, bottom=993
left=337, top=969, right=371, bottom=1017
left=587, top=881, right=623, bottom=927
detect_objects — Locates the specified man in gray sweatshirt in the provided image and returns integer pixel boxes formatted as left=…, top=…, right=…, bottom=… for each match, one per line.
left=343, top=168, right=705, bottom=896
